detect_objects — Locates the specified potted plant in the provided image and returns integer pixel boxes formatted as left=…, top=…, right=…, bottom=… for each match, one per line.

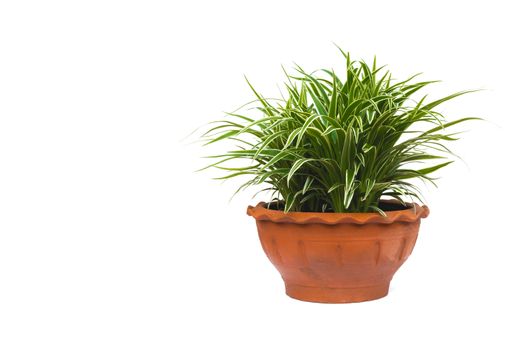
left=199, top=48, right=478, bottom=303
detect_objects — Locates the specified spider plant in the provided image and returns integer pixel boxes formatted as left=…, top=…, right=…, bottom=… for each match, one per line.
left=200, top=49, right=478, bottom=214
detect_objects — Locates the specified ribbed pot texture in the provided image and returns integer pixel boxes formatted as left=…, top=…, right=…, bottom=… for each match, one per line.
left=247, top=201, right=430, bottom=303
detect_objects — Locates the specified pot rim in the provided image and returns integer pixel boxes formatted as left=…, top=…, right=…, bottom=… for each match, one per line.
left=247, top=199, right=429, bottom=225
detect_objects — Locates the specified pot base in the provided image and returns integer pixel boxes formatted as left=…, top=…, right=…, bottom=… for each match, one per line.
left=285, top=282, right=390, bottom=303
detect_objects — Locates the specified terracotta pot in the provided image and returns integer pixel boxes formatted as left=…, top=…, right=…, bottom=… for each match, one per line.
left=247, top=201, right=430, bottom=303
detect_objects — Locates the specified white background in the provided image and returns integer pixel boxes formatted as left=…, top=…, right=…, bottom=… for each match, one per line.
left=1, top=0, right=524, bottom=349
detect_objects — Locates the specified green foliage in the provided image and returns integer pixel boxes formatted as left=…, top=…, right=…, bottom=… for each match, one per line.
left=200, top=49, right=478, bottom=213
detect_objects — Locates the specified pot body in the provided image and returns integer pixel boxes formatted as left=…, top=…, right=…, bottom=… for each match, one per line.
left=247, top=202, right=429, bottom=303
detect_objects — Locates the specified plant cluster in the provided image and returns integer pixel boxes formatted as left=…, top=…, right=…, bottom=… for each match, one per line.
left=200, top=49, right=477, bottom=213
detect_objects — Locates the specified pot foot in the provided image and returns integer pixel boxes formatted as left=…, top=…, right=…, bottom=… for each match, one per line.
left=285, top=282, right=390, bottom=303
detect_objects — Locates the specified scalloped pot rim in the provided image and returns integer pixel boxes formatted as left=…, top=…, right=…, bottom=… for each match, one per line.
left=246, top=200, right=430, bottom=225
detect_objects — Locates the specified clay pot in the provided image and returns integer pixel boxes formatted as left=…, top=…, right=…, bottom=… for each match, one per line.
left=247, top=201, right=430, bottom=303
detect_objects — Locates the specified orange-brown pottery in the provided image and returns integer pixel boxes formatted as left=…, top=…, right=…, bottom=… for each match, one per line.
left=247, top=201, right=430, bottom=303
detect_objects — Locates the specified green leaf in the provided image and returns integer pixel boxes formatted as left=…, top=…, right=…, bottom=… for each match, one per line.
left=343, top=167, right=358, bottom=208
left=369, top=205, right=386, bottom=216
left=328, top=184, right=344, bottom=193
left=417, top=161, right=454, bottom=175
left=302, top=176, right=314, bottom=195
left=204, top=130, right=239, bottom=145
left=287, top=159, right=315, bottom=185
left=362, top=179, right=376, bottom=200
left=328, top=71, right=338, bottom=118
left=421, top=117, right=482, bottom=136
